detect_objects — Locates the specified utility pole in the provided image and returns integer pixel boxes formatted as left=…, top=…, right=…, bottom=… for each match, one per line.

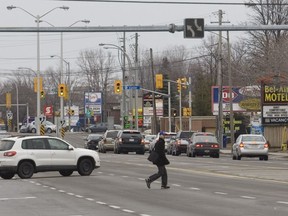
left=217, top=9, right=224, bottom=149
left=121, top=32, right=126, bottom=129
left=150, top=48, right=157, bottom=134
left=135, top=33, right=139, bottom=130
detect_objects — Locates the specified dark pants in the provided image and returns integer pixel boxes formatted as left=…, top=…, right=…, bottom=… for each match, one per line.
left=148, top=165, right=167, bottom=186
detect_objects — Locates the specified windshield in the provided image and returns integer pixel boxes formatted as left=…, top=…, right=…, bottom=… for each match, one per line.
left=180, top=132, right=194, bottom=138
left=242, top=136, right=265, bottom=142
left=194, top=136, right=218, bottom=143
left=107, top=131, right=119, bottom=138
left=0, top=140, right=15, bottom=151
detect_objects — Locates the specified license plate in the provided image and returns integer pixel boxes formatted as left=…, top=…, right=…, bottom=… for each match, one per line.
left=129, top=138, right=134, bottom=142
left=204, top=150, right=210, bottom=153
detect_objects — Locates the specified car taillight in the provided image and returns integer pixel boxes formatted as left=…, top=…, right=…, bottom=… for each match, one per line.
left=195, top=144, right=203, bottom=148
left=119, top=138, right=123, bottom=144
left=141, top=139, right=145, bottom=144
left=264, top=143, right=269, bottom=148
left=176, top=140, right=181, bottom=145
left=239, top=143, right=245, bottom=148
left=211, top=144, right=219, bottom=148
left=4, top=151, right=17, bottom=157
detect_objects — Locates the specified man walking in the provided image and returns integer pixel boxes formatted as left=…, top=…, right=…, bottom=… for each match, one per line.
left=145, top=131, right=170, bottom=189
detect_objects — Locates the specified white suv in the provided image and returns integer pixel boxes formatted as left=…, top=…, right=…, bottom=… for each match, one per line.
left=0, top=136, right=100, bottom=179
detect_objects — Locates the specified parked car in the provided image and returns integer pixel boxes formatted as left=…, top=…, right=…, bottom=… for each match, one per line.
left=22, top=121, right=56, bottom=134
left=187, top=132, right=220, bottom=158
left=0, top=136, right=101, bottom=179
left=114, top=130, right=145, bottom=154
left=149, top=132, right=176, bottom=153
left=45, top=121, right=57, bottom=133
left=143, top=134, right=156, bottom=151
left=98, top=130, right=119, bottom=153
left=171, top=130, right=196, bottom=156
left=85, top=123, right=108, bottom=133
left=84, top=134, right=103, bottom=150
left=232, top=134, right=269, bottom=160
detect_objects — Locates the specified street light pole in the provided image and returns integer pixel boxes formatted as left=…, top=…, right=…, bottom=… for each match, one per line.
left=50, top=55, right=71, bottom=131
left=99, top=43, right=133, bottom=129
left=7, top=5, right=69, bottom=135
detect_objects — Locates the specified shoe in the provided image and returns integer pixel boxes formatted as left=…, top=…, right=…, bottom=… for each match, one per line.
left=145, top=179, right=151, bottom=189
left=161, top=185, right=170, bottom=189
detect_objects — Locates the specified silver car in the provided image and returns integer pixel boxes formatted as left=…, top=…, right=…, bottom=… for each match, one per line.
left=232, top=134, right=269, bottom=161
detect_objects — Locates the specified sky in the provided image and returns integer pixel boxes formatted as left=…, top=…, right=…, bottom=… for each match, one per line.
left=0, top=0, right=252, bottom=77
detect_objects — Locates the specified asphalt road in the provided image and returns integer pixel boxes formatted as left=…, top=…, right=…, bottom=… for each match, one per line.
left=1, top=132, right=288, bottom=216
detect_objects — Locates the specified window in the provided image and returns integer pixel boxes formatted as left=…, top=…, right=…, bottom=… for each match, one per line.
left=48, top=138, right=70, bottom=150
left=22, top=139, right=46, bottom=149
left=0, top=140, right=14, bottom=151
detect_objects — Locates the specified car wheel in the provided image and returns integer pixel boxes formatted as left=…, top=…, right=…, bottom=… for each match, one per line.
left=31, top=128, right=36, bottom=133
left=263, top=155, right=268, bottom=161
left=0, top=172, right=15, bottom=179
left=237, top=155, right=241, bottom=160
left=214, top=153, right=220, bottom=158
left=17, top=161, right=34, bottom=179
left=46, top=128, right=52, bottom=134
left=232, top=155, right=237, bottom=160
left=78, top=158, right=94, bottom=176
left=59, top=170, right=73, bottom=176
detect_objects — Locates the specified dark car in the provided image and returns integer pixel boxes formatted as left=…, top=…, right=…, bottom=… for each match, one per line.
left=85, top=123, right=108, bottom=133
left=187, top=132, right=220, bottom=158
left=114, top=130, right=145, bottom=154
left=84, top=134, right=103, bottom=150
left=171, top=130, right=196, bottom=156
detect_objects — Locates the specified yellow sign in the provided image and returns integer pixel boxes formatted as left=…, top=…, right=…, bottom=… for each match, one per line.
left=239, top=98, right=261, bottom=111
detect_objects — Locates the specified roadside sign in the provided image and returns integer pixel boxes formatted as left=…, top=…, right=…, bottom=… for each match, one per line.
left=184, top=18, right=204, bottom=38
left=124, top=86, right=140, bottom=90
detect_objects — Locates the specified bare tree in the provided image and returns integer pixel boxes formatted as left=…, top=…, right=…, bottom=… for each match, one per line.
left=246, top=0, right=288, bottom=75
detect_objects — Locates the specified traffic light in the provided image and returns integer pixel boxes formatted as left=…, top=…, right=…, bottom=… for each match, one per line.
left=177, top=78, right=181, bottom=92
left=40, top=90, right=45, bottom=99
left=181, top=77, right=187, bottom=89
left=186, top=107, right=192, bottom=116
left=114, top=80, right=122, bottom=94
left=71, top=109, right=75, bottom=115
left=58, top=84, right=66, bottom=97
left=155, top=74, right=163, bottom=89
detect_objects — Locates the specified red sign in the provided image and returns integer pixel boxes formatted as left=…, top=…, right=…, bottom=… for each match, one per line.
left=222, top=88, right=237, bottom=103
left=44, top=106, right=53, bottom=117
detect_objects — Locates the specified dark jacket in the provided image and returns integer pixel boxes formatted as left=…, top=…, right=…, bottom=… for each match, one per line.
left=154, top=137, right=170, bottom=166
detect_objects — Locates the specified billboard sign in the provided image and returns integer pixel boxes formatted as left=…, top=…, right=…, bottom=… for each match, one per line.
left=84, top=92, right=102, bottom=116
left=212, top=86, right=261, bottom=114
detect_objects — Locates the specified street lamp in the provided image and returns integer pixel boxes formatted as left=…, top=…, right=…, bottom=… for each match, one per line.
left=99, top=43, right=136, bottom=129
left=7, top=5, right=69, bottom=135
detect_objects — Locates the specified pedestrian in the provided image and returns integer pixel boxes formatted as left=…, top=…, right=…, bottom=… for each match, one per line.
left=145, top=131, right=170, bottom=189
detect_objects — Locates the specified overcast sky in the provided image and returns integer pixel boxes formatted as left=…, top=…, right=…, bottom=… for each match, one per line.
left=0, top=0, right=251, bottom=76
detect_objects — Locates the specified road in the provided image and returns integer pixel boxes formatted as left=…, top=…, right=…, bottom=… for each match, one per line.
left=1, top=132, right=288, bottom=216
